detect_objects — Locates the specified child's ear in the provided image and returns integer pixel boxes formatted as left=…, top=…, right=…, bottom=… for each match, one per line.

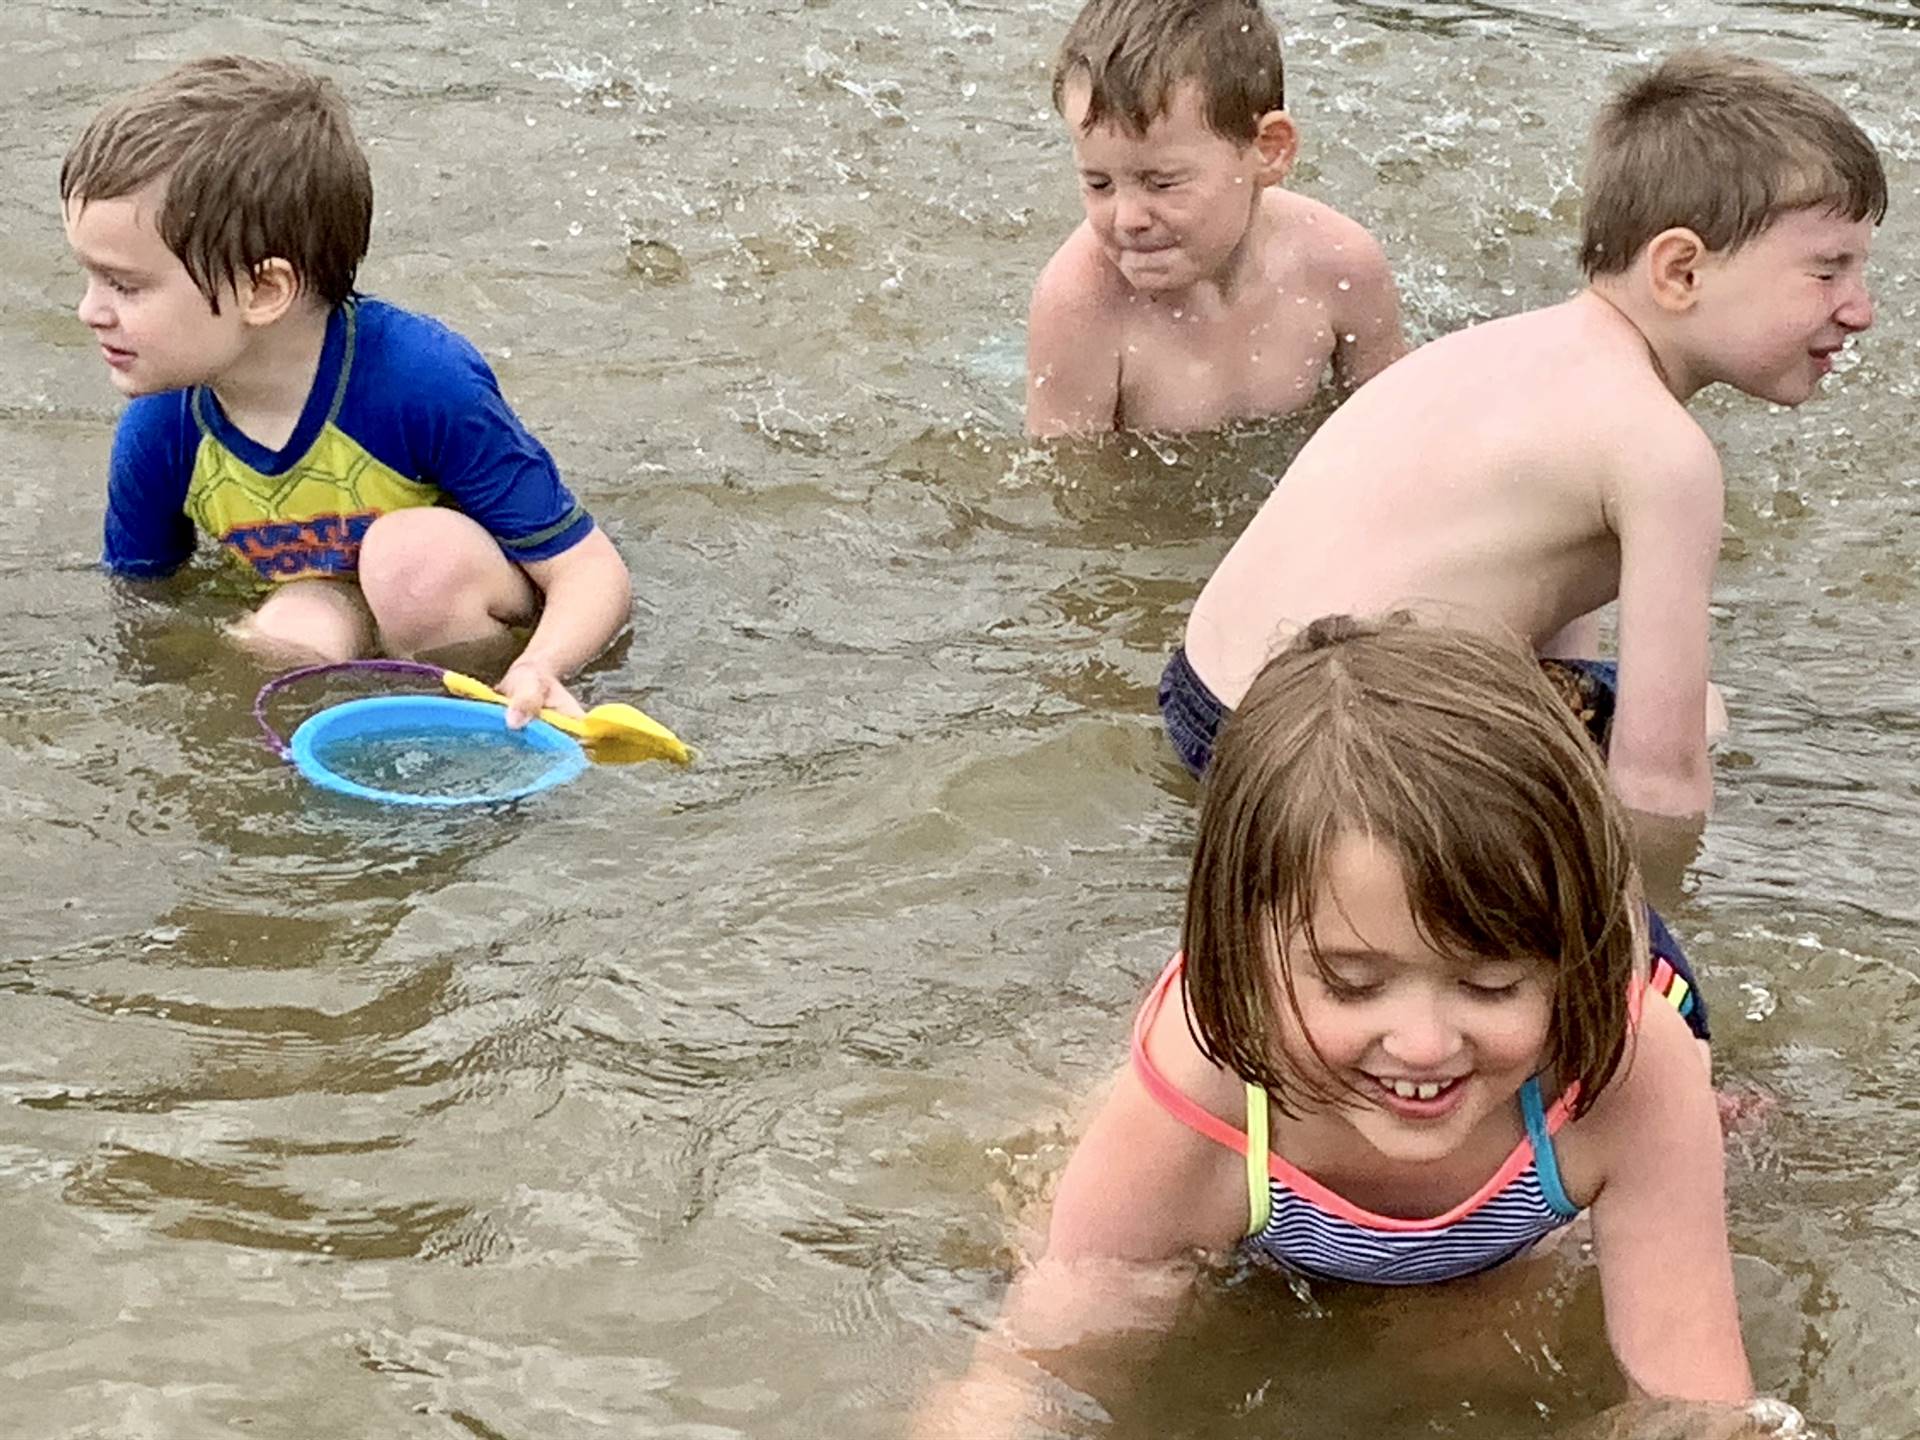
left=1644, top=227, right=1707, bottom=313
left=1252, top=110, right=1298, bottom=185
left=239, top=258, right=304, bottom=328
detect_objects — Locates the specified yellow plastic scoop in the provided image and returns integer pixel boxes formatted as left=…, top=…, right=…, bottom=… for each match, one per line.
left=440, top=669, right=692, bottom=766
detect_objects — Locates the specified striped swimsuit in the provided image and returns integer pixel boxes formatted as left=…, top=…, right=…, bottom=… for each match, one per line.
left=1131, top=957, right=1583, bottom=1286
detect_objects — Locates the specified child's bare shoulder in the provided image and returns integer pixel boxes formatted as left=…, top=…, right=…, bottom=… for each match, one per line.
left=1599, top=391, right=1723, bottom=526
left=1138, top=974, right=1246, bottom=1120
left=1030, top=220, right=1130, bottom=324
left=1554, top=993, right=1713, bottom=1200
left=1265, top=190, right=1392, bottom=286
left=1485, top=301, right=1722, bottom=496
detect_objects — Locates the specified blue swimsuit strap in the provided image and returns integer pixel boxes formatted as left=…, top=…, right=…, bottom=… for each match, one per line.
left=1521, top=1075, right=1579, bottom=1219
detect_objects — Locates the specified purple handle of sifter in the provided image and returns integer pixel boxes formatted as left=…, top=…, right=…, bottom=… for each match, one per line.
left=253, top=658, right=448, bottom=759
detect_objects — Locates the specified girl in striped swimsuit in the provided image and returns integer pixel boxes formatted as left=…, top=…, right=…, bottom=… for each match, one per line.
left=918, top=617, right=1755, bottom=1437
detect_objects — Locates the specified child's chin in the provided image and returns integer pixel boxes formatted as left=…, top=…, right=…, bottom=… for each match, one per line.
left=1121, top=266, right=1193, bottom=296
left=1731, top=362, right=1824, bottom=408
left=1749, top=378, right=1818, bottom=408
left=106, top=369, right=167, bottom=398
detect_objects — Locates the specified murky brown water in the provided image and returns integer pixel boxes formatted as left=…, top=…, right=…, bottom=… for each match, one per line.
left=3, top=1, right=1917, bottom=1436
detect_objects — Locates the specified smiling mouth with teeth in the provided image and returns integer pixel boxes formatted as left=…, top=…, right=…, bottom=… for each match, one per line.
left=1377, top=1077, right=1460, bottom=1102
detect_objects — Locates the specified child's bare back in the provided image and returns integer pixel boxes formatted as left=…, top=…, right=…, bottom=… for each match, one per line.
left=1185, top=292, right=1712, bottom=705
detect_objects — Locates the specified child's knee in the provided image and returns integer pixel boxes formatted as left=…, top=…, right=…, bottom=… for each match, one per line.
left=233, top=580, right=371, bottom=663
left=357, top=509, right=528, bottom=648
left=361, top=509, right=475, bottom=603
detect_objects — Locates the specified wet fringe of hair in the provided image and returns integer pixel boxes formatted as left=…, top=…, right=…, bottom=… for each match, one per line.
left=1052, top=0, right=1284, bottom=143
left=61, top=55, right=372, bottom=310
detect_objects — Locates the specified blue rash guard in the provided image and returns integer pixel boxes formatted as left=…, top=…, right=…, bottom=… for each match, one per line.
left=102, top=296, right=592, bottom=583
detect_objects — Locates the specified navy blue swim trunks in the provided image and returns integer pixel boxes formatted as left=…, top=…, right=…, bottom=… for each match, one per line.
left=1159, top=649, right=1621, bottom=779
left=1156, top=647, right=1708, bottom=1040
left=1157, top=646, right=1229, bottom=783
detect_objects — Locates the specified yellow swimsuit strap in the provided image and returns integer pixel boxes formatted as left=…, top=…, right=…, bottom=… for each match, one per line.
left=1244, top=1083, right=1272, bottom=1236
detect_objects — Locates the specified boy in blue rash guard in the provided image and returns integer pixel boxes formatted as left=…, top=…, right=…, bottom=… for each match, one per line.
left=61, top=56, right=631, bottom=726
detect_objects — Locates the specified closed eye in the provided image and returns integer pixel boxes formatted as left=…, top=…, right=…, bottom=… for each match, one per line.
left=81, top=264, right=142, bottom=297
left=1316, top=968, right=1384, bottom=1002
left=1461, top=980, right=1524, bottom=1000
left=1323, top=980, right=1383, bottom=1002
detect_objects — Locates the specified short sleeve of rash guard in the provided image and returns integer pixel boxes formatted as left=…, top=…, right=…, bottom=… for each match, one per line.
left=374, top=310, right=593, bottom=562
left=103, top=393, right=199, bottom=578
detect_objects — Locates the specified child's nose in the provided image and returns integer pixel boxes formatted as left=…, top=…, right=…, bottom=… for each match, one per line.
left=1380, top=1003, right=1460, bottom=1068
left=1836, top=280, right=1874, bottom=332
left=1112, top=192, right=1152, bottom=233
left=76, top=280, right=113, bottom=329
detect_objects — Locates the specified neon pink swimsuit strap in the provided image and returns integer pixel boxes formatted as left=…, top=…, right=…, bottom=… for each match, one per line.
left=1130, top=954, right=1577, bottom=1233
left=1130, top=954, right=1254, bottom=1160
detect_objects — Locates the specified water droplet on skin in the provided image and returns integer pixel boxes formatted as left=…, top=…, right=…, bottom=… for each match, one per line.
left=1171, top=309, right=1184, bottom=319
left=1337, top=279, right=1352, bottom=291
left=1342, top=333, right=1357, bottom=344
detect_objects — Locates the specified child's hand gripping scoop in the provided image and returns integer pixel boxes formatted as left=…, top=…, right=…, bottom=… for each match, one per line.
left=438, top=669, right=692, bottom=765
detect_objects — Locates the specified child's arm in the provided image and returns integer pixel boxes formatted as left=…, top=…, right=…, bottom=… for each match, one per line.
left=912, top=1251, right=1196, bottom=1440
left=102, top=396, right=199, bottom=579
left=396, top=323, right=634, bottom=721
left=1540, top=609, right=1605, bottom=660
left=1026, top=235, right=1123, bottom=437
left=1605, top=427, right=1724, bottom=818
left=498, top=525, right=633, bottom=724
left=1325, top=222, right=1407, bottom=392
left=915, top=1034, right=1247, bottom=1438
left=1585, top=995, right=1754, bottom=1404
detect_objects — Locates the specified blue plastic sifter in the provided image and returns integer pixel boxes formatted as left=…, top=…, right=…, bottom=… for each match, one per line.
left=255, top=659, right=587, bottom=807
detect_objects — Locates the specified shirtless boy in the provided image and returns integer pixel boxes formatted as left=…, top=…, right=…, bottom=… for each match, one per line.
left=1026, top=0, right=1406, bottom=436
left=62, top=57, right=632, bottom=725
left=1165, top=49, right=1883, bottom=826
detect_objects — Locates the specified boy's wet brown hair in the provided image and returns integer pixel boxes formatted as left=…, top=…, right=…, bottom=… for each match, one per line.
left=1181, top=615, right=1642, bottom=1116
left=61, top=55, right=373, bottom=313
left=1052, top=0, right=1284, bottom=144
left=1581, top=49, right=1886, bottom=276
